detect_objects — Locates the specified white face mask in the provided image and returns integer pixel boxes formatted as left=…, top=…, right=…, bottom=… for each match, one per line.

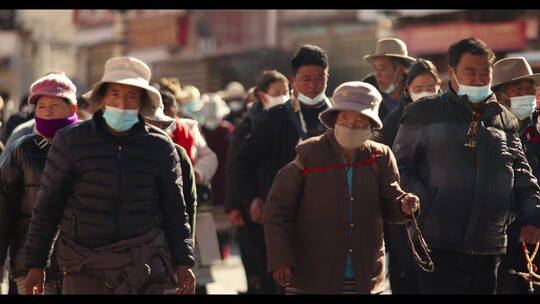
left=263, top=93, right=289, bottom=109
left=334, top=124, right=371, bottom=150
left=204, top=118, right=220, bottom=130
left=297, top=91, right=326, bottom=106
left=509, top=95, right=536, bottom=121
left=410, top=88, right=439, bottom=102
left=228, top=101, right=244, bottom=112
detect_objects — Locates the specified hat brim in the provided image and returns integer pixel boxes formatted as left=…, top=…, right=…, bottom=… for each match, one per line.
left=492, top=73, right=540, bottom=89
left=28, top=91, right=77, bottom=106
left=319, top=102, right=383, bottom=130
left=144, top=113, right=176, bottom=130
left=363, top=54, right=416, bottom=64
left=85, top=79, right=161, bottom=116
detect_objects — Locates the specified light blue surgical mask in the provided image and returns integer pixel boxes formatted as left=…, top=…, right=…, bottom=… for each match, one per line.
left=383, top=83, right=396, bottom=94
left=509, top=95, right=536, bottom=121
left=453, top=72, right=492, bottom=103
left=382, top=67, right=401, bottom=94
left=102, top=106, right=140, bottom=132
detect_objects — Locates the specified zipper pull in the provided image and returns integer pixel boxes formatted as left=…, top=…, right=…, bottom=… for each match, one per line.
left=118, top=145, right=123, bottom=157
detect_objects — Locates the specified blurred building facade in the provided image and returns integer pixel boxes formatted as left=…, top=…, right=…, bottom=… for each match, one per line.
left=70, top=9, right=392, bottom=95
left=2, top=9, right=540, bottom=111
left=393, top=9, right=540, bottom=87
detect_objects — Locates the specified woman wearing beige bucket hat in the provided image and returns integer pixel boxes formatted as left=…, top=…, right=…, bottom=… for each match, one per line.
left=492, top=57, right=540, bottom=294
left=24, top=56, right=196, bottom=295
left=263, top=81, right=419, bottom=294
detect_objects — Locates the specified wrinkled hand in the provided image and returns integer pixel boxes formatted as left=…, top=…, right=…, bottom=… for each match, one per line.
left=250, top=198, right=265, bottom=224
left=400, top=193, right=420, bottom=216
left=273, top=266, right=292, bottom=288
left=229, top=209, right=244, bottom=227
left=520, top=225, right=540, bottom=244
left=24, top=268, right=45, bottom=295
left=176, top=265, right=196, bottom=295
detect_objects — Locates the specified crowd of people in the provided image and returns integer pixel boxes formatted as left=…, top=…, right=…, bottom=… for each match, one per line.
left=0, top=35, right=538, bottom=295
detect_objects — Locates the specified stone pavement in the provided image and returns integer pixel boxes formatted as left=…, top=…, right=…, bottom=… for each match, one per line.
left=206, top=240, right=247, bottom=294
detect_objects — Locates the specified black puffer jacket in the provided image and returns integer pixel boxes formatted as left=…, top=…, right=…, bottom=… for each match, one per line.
left=234, top=99, right=330, bottom=205
left=0, top=134, right=60, bottom=280
left=393, top=88, right=540, bottom=255
left=225, top=101, right=268, bottom=217
left=24, top=111, right=195, bottom=270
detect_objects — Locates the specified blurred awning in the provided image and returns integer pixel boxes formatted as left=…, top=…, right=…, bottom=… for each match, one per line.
left=73, top=25, right=115, bottom=46
left=507, top=51, right=540, bottom=63
left=506, top=51, right=540, bottom=70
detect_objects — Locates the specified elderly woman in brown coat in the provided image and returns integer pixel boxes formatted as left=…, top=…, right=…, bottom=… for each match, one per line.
left=263, top=81, right=420, bottom=294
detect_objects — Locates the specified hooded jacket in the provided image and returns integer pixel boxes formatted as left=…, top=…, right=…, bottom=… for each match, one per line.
left=24, top=110, right=195, bottom=270
left=393, top=88, right=540, bottom=255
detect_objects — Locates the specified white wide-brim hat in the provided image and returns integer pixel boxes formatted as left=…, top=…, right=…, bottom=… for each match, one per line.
left=197, top=93, right=231, bottom=120
left=82, top=56, right=161, bottom=116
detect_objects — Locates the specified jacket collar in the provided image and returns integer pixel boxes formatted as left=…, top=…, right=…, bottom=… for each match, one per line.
left=447, top=82, right=502, bottom=120
left=519, top=117, right=533, bottom=135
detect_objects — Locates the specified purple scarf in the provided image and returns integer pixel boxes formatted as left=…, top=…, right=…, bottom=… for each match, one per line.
left=35, top=112, right=78, bottom=138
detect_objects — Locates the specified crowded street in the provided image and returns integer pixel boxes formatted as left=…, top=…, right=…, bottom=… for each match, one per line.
left=0, top=9, right=539, bottom=295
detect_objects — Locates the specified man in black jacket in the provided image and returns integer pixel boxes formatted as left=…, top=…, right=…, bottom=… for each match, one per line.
left=233, top=45, right=332, bottom=294
left=491, top=57, right=540, bottom=294
left=23, top=57, right=196, bottom=295
left=393, top=38, right=540, bottom=294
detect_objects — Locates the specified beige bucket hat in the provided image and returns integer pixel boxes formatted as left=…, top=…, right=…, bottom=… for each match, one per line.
left=83, top=56, right=161, bottom=116
left=363, top=37, right=416, bottom=64
left=319, top=81, right=383, bottom=130
left=492, top=57, right=540, bottom=89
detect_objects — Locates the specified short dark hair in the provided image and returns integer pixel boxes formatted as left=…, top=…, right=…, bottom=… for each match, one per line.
left=77, top=95, right=90, bottom=110
left=447, top=37, right=496, bottom=68
left=160, top=90, right=177, bottom=113
left=390, top=57, right=412, bottom=69
left=254, top=70, right=288, bottom=96
left=406, top=59, right=441, bottom=86
left=291, top=44, right=329, bottom=75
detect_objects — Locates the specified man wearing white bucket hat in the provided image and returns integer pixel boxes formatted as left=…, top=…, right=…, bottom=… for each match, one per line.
left=24, top=57, right=196, bottom=295
left=363, top=38, right=416, bottom=121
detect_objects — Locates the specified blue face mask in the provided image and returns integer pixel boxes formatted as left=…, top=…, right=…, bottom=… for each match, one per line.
left=383, top=83, right=396, bottom=94
left=102, top=106, right=140, bottom=132
left=453, top=72, right=492, bottom=103
left=382, top=67, right=400, bottom=94
left=509, top=95, right=536, bottom=121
